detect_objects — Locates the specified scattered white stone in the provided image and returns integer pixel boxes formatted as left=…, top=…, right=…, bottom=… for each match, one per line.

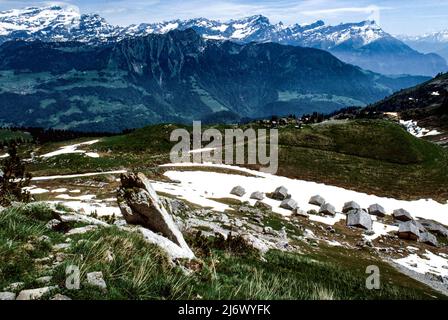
left=53, top=243, right=71, bottom=251
left=46, top=219, right=61, bottom=230
left=16, top=286, right=58, bottom=300
left=3, top=282, right=24, bottom=292
left=66, top=225, right=98, bottom=235
left=51, top=293, right=72, bottom=300
left=36, top=276, right=52, bottom=285
left=0, top=292, right=16, bottom=300
left=86, top=272, right=107, bottom=290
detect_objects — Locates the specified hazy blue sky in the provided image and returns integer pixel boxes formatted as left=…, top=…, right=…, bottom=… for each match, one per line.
left=1, top=0, right=447, bottom=35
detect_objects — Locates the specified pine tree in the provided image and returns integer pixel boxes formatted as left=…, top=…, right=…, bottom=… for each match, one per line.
left=0, top=144, right=32, bottom=206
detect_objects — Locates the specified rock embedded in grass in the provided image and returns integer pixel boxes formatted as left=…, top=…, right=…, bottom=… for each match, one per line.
left=36, top=276, right=52, bottom=285
left=16, top=286, right=58, bottom=300
left=368, top=204, right=386, bottom=217
left=66, top=225, right=98, bottom=236
left=250, top=191, right=264, bottom=200
left=398, top=221, right=420, bottom=241
left=117, top=172, right=194, bottom=260
left=45, top=219, right=61, bottom=230
left=3, top=282, right=24, bottom=292
left=50, top=294, right=72, bottom=300
left=230, top=186, right=246, bottom=197
left=309, top=195, right=325, bottom=206
left=254, top=201, right=272, bottom=211
left=346, top=209, right=372, bottom=231
left=393, top=209, right=413, bottom=222
left=86, top=271, right=107, bottom=291
left=319, top=203, right=336, bottom=216
left=342, top=201, right=361, bottom=213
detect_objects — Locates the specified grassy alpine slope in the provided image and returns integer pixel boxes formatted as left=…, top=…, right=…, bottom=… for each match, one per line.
left=27, top=119, right=448, bottom=202
left=0, top=203, right=444, bottom=300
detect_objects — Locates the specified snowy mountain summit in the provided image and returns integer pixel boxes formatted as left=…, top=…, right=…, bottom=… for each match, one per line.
left=0, top=4, right=445, bottom=76
left=0, top=5, right=391, bottom=49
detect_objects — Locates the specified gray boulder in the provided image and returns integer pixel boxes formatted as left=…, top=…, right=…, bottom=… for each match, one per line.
left=346, top=209, right=372, bottom=230
left=117, top=172, right=194, bottom=259
left=398, top=221, right=420, bottom=240
left=250, top=191, right=264, bottom=200
left=280, top=198, right=298, bottom=211
left=419, top=219, right=448, bottom=237
left=319, top=203, right=336, bottom=216
left=342, top=201, right=361, bottom=213
left=272, top=186, right=289, bottom=200
left=419, top=232, right=438, bottom=247
left=368, top=204, right=386, bottom=217
left=393, top=209, right=413, bottom=222
left=230, top=186, right=246, bottom=197
left=413, top=220, right=427, bottom=233
left=309, top=195, right=325, bottom=206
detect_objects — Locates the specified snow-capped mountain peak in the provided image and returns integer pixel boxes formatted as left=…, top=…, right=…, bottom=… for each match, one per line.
left=401, top=30, right=448, bottom=43
left=0, top=4, right=392, bottom=48
left=0, top=5, right=81, bottom=36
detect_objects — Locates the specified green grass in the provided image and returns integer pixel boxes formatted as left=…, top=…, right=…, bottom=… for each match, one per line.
left=0, top=203, right=444, bottom=300
left=274, top=120, right=448, bottom=201
left=0, top=129, right=32, bottom=145
left=0, top=203, right=64, bottom=289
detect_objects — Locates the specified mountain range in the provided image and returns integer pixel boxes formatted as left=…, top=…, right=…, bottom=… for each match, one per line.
left=0, top=28, right=428, bottom=132
left=400, top=31, right=448, bottom=64
left=0, top=5, right=446, bottom=77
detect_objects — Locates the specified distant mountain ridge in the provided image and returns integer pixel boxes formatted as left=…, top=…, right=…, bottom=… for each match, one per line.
left=0, top=4, right=445, bottom=76
left=399, top=31, right=448, bottom=63
left=0, top=29, right=429, bottom=132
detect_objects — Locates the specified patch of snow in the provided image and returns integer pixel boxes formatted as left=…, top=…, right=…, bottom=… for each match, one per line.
left=31, top=170, right=126, bottom=181
left=325, top=240, right=344, bottom=247
left=0, top=153, right=9, bottom=158
left=55, top=194, right=96, bottom=201
left=157, top=163, right=448, bottom=229
left=47, top=200, right=120, bottom=217
left=431, top=91, right=440, bottom=96
left=51, top=188, right=68, bottom=193
left=41, top=139, right=100, bottom=158
left=394, top=250, right=448, bottom=277
left=400, top=120, right=441, bottom=137
left=160, top=22, right=178, bottom=33
left=365, top=219, right=399, bottom=240
left=24, top=186, right=49, bottom=194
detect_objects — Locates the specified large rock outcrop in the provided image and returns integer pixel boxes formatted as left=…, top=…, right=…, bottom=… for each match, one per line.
left=117, top=172, right=194, bottom=260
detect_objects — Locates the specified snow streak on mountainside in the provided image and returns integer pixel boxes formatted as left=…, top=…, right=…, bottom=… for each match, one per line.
left=0, top=5, right=445, bottom=76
